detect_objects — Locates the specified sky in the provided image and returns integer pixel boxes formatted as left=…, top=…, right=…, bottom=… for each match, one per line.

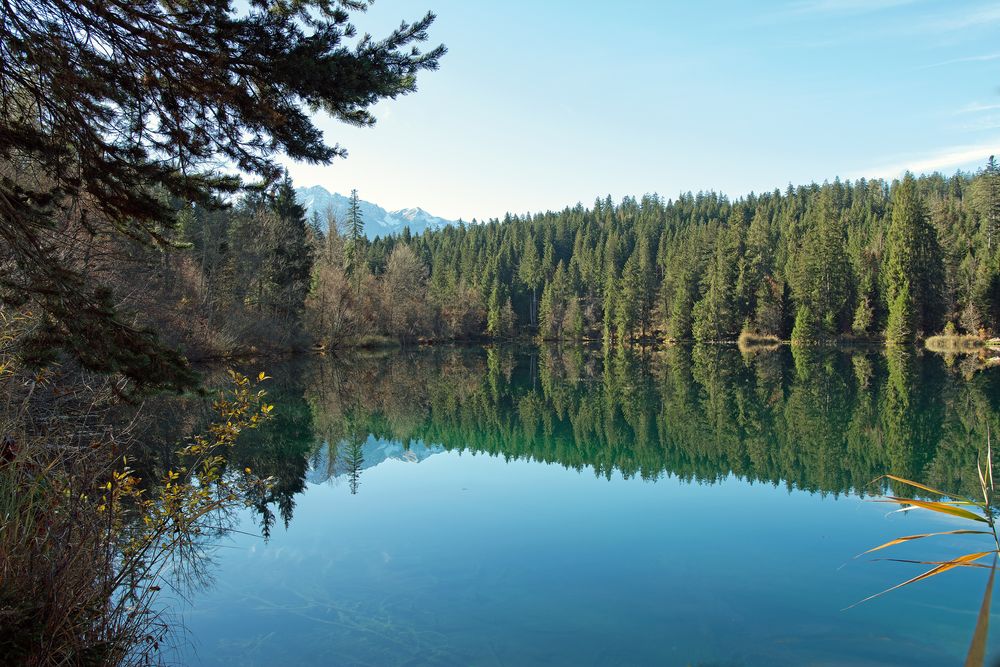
left=281, top=0, right=1000, bottom=222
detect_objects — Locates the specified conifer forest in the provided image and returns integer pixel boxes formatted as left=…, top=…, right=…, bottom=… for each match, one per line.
left=3, top=1, right=1000, bottom=666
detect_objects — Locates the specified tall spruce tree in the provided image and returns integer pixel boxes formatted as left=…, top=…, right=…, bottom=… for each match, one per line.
left=518, top=237, right=542, bottom=328
left=789, top=192, right=850, bottom=341
left=692, top=221, right=743, bottom=342
left=270, top=175, right=314, bottom=324
left=883, top=174, right=944, bottom=340
left=345, top=189, right=366, bottom=295
left=983, top=156, right=1000, bottom=250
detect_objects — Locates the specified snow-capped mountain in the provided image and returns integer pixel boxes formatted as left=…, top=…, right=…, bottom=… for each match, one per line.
left=305, top=437, right=446, bottom=486
left=295, top=185, right=456, bottom=239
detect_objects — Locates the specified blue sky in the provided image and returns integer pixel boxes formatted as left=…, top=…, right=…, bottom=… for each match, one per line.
left=281, top=0, right=1000, bottom=222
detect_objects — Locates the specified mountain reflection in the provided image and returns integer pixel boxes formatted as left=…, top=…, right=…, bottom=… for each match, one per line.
left=182, top=345, right=1000, bottom=531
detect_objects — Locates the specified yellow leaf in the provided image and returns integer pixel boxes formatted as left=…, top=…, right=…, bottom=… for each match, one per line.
left=876, top=474, right=976, bottom=503
left=858, top=529, right=992, bottom=556
left=848, top=551, right=997, bottom=609
left=965, top=557, right=996, bottom=667
left=876, top=497, right=989, bottom=523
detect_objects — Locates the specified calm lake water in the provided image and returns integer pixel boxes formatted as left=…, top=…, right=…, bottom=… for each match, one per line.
left=163, top=345, right=1000, bottom=666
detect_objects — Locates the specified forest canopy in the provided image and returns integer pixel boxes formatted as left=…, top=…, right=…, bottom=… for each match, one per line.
left=292, top=165, right=999, bottom=348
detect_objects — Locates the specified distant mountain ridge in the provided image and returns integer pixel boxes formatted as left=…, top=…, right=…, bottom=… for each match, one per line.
left=305, top=437, right=446, bottom=486
left=295, top=185, right=457, bottom=239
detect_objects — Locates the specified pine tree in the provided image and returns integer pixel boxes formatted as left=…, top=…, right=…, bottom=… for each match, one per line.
left=564, top=296, right=585, bottom=340
left=539, top=261, right=572, bottom=339
left=788, top=192, right=849, bottom=341
left=487, top=281, right=514, bottom=338
left=616, top=251, right=644, bottom=341
left=791, top=304, right=820, bottom=345
left=885, top=281, right=916, bottom=346
left=883, top=174, right=944, bottom=338
left=602, top=264, right=620, bottom=345
left=518, top=237, right=543, bottom=327
left=692, top=223, right=743, bottom=342
left=345, top=189, right=366, bottom=295
left=269, top=175, right=314, bottom=324
left=984, top=156, right=1000, bottom=251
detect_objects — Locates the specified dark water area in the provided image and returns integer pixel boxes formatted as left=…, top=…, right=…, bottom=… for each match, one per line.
left=158, top=344, right=1000, bottom=665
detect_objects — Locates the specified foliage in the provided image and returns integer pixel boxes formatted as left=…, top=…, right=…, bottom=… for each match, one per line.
left=318, top=163, right=1000, bottom=348
left=0, top=1, right=444, bottom=389
left=853, top=437, right=1000, bottom=666
left=0, top=349, right=273, bottom=665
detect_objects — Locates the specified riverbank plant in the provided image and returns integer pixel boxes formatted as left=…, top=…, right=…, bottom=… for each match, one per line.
left=855, top=431, right=999, bottom=666
left=0, top=317, right=273, bottom=667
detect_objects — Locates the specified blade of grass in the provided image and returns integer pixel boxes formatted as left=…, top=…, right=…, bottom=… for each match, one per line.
left=858, top=530, right=992, bottom=557
left=964, top=556, right=996, bottom=667
left=875, top=497, right=988, bottom=523
left=876, top=474, right=978, bottom=503
left=873, top=558, right=992, bottom=569
left=988, top=426, right=994, bottom=492
left=846, top=551, right=996, bottom=609
left=977, top=455, right=990, bottom=507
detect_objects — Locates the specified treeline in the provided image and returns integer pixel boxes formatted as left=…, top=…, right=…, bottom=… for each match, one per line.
left=147, top=162, right=1000, bottom=355
left=320, top=165, right=996, bottom=347
left=156, top=179, right=488, bottom=356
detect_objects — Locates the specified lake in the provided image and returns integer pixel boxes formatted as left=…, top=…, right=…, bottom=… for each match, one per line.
left=163, top=345, right=1000, bottom=666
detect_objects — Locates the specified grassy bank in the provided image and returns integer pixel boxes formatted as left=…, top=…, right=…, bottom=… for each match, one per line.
left=925, top=335, right=986, bottom=353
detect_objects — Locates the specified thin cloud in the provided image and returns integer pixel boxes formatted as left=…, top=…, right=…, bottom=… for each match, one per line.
left=922, top=53, right=1000, bottom=69
left=910, top=4, right=1000, bottom=33
left=854, top=143, right=999, bottom=179
left=955, top=102, right=1000, bottom=115
left=753, top=0, right=922, bottom=28
left=783, top=0, right=919, bottom=16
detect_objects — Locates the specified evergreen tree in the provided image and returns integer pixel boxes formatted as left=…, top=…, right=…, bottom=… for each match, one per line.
left=791, top=304, right=821, bottom=345
left=519, top=237, right=543, bottom=327
left=885, top=281, right=916, bottom=346
left=538, top=262, right=571, bottom=340
left=983, top=156, right=1000, bottom=250
left=615, top=250, right=644, bottom=341
left=487, top=281, right=515, bottom=338
left=345, top=189, right=366, bottom=295
left=269, top=175, right=314, bottom=323
left=692, top=223, right=743, bottom=342
left=883, top=174, right=944, bottom=338
left=788, top=193, right=850, bottom=341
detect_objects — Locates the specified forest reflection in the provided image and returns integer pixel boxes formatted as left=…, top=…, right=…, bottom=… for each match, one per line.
left=148, top=345, right=1000, bottom=534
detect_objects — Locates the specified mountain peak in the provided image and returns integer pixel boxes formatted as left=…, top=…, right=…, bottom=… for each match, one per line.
left=295, top=186, right=456, bottom=238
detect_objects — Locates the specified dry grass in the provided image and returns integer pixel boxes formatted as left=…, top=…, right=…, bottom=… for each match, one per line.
left=737, top=331, right=783, bottom=353
left=924, top=335, right=985, bottom=353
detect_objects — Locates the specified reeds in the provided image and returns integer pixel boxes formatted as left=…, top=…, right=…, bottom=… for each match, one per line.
left=854, top=429, right=998, bottom=666
left=924, top=335, right=986, bottom=353
left=736, top=330, right=783, bottom=353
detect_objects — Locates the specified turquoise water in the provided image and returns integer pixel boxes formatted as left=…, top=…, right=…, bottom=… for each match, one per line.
left=166, top=346, right=1000, bottom=665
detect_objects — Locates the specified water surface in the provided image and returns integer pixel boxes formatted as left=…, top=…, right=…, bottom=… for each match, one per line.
left=165, top=345, right=1000, bottom=665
